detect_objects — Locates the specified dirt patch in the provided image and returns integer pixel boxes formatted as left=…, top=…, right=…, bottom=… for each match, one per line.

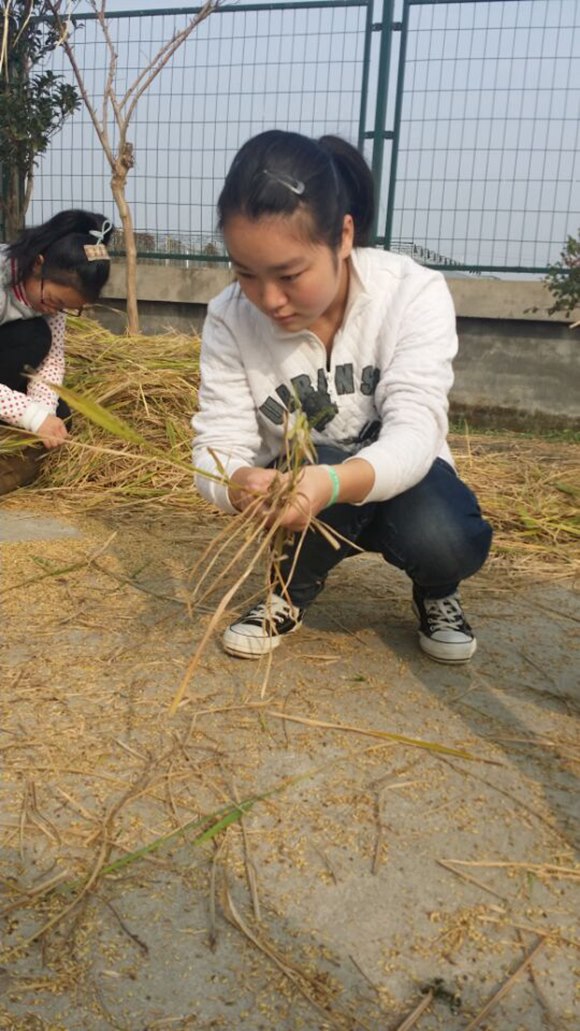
left=0, top=494, right=578, bottom=1030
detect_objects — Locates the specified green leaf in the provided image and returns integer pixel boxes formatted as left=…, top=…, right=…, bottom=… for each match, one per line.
left=47, top=380, right=148, bottom=446
left=99, top=800, right=256, bottom=876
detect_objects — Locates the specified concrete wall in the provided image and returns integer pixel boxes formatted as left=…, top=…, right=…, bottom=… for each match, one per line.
left=98, top=263, right=230, bottom=337
left=95, top=264, right=580, bottom=430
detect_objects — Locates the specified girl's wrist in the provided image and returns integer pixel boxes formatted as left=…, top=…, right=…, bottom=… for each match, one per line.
left=227, top=467, right=249, bottom=509
left=320, top=464, right=341, bottom=507
left=319, top=457, right=376, bottom=506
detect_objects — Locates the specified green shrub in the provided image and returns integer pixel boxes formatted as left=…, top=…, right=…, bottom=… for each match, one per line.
left=544, top=230, right=580, bottom=318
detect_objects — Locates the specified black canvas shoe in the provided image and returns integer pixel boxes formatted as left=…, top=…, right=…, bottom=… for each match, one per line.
left=223, top=593, right=305, bottom=658
left=413, top=591, right=477, bottom=663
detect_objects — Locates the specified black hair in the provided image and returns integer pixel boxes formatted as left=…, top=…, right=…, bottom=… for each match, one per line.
left=217, top=130, right=375, bottom=249
left=8, top=209, right=114, bottom=303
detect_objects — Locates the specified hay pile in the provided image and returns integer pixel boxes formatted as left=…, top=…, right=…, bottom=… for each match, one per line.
left=451, top=432, right=579, bottom=577
left=17, top=317, right=580, bottom=575
left=37, top=316, right=202, bottom=508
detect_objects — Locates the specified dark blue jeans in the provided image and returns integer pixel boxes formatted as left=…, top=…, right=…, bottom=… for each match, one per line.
left=276, top=445, right=493, bottom=608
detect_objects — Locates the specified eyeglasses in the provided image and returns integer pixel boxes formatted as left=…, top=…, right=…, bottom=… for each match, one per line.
left=40, top=276, right=84, bottom=317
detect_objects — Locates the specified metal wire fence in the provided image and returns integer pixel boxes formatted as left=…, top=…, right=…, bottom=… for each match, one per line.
left=29, top=1, right=371, bottom=262
left=18, top=0, right=580, bottom=272
left=383, top=0, right=580, bottom=271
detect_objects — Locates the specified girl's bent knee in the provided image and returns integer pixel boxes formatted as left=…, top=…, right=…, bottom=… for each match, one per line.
left=409, top=518, right=493, bottom=587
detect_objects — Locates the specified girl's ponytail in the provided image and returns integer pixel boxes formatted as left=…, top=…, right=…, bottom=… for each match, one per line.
left=218, top=130, right=375, bottom=251
left=318, top=135, right=375, bottom=247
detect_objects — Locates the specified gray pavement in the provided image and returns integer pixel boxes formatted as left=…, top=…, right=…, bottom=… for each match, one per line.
left=1, top=504, right=578, bottom=1031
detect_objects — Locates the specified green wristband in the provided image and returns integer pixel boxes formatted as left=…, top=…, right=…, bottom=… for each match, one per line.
left=321, top=464, right=341, bottom=507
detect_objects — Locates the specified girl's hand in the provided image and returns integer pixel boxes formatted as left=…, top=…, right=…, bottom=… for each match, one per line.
left=37, top=414, right=69, bottom=449
left=228, top=459, right=374, bottom=530
left=270, top=465, right=335, bottom=530
left=228, top=467, right=282, bottom=514
left=229, top=465, right=335, bottom=530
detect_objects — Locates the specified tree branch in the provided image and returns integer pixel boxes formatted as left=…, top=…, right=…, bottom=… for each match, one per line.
left=92, top=0, right=124, bottom=141
left=45, top=0, right=114, bottom=168
left=0, top=0, right=13, bottom=78
left=12, top=0, right=35, bottom=53
left=122, top=1, right=217, bottom=125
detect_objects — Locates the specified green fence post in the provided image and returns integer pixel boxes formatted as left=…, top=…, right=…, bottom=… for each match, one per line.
left=383, top=0, right=409, bottom=250
left=370, top=0, right=395, bottom=238
left=357, top=0, right=375, bottom=152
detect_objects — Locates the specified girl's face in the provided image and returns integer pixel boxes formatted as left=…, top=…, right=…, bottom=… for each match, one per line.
left=23, top=263, right=87, bottom=317
left=224, top=211, right=354, bottom=335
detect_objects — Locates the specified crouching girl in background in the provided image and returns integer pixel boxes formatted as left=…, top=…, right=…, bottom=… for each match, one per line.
left=0, top=209, right=113, bottom=494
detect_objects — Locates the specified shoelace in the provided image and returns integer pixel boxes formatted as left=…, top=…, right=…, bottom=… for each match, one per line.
left=246, top=600, right=293, bottom=627
left=423, top=595, right=466, bottom=632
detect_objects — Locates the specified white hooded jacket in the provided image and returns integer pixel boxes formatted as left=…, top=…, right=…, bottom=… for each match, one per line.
left=192, top=247, right=457, bottom=513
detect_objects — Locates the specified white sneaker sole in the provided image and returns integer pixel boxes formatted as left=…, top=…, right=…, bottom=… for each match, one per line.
left=222, top=622, right=301, bottom=659
left=418, top=631, right=477, bottom=664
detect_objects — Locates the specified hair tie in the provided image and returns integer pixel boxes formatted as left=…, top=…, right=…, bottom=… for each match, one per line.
left=89, top=218, right=113, bottom=246
left=262, top=169, right=305, bottom=196
left=84, top=218, right=112, bottom=261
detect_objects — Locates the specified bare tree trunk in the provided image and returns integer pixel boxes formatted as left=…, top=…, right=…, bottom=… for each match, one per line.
left=5, top=165, right=25, bottom=240
left=22, top=158, right=35, bottom=221
left=111, top=142, right=139, bottom=333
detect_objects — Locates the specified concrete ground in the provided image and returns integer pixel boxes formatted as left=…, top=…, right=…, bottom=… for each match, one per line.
left=0, top=501, right=578, bottom=1031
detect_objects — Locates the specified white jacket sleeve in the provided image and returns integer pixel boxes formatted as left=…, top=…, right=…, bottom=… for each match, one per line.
left=0, top=384, right=52, bottom=431
left=353, top=273, right=457, bottom=502
left=192, top=306, right=265, bottom=513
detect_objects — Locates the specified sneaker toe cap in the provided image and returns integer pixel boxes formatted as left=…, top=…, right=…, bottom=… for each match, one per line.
left=430, top=629, right=473, bottom=644
left=222, top=624, right=282, bottom=658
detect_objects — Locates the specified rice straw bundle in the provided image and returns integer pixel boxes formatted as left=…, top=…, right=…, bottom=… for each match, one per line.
left=35, top=316, right=203, bottom=508
left=452, top=433, right=579, bottom=577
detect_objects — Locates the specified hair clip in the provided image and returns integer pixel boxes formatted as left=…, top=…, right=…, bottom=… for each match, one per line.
left=84, top=242, right=110, bottom=262
left=262, top=169, right=305, bottom=196
left=85, top=217, right=112, bottom=261
left=88, top=218, right=113, bottom=246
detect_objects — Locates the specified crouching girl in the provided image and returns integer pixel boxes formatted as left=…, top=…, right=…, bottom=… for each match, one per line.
left=192, top=131, right=492, bottom=663
left=0, top=209, right=113, bottom=493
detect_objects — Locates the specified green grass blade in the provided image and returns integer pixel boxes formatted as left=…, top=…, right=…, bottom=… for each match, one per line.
left=45, top=380, right=148, bottom=446
left=554, top=481, right=578, bottom=497
left=96, top=762, right=337, bottom=881
left=266, top=710, right=489, bottom=762
left=42, top=378, right=233, bottom=486
left=100, top=799, right=256, bottom=876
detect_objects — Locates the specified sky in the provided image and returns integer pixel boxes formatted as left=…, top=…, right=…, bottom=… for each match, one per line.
left=28, top=0, right=580, bottom=271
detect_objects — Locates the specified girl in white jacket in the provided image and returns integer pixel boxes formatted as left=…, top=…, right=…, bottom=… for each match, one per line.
left=193, top=130, right=492, bottom=663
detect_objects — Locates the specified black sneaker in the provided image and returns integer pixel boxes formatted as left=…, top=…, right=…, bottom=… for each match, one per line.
left=413, top=592, right=477, bottom=663
left=223, top=593, right=305, bottom=658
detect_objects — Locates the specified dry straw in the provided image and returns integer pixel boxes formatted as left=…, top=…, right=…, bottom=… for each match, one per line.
left=3, top=315, right=577, bottom=577
left=30, top=316, right=203, bottom=508
left=2, top=315, right=577, bottom=704
left=2, top=318, right=576, bottom=1010
left=8, top=315, right=574, bottom=707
